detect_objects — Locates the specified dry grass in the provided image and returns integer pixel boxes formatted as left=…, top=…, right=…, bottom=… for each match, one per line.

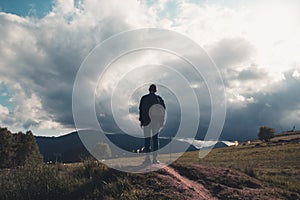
left=176, top=141, right=300, bottom=193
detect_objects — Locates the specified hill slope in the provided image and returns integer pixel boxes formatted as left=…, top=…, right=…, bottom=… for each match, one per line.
left=176, top=132, right=300, bottom=196
left=1, top=133, right=300, bottom=199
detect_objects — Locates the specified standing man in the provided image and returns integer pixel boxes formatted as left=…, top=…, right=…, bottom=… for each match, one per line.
left=139, top=84, right=166, bottom=164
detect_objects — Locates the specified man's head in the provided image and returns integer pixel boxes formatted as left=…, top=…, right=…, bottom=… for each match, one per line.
left=149, top=84, right=157, bottom=93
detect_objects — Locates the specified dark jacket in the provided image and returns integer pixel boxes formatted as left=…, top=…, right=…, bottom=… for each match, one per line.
left=139, top=93, right=166, bottom=126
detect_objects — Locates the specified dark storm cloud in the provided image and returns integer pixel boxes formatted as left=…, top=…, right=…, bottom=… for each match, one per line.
left=221, top=64, right=268, bottom=89
left=221, top=70, right=300, bottom=140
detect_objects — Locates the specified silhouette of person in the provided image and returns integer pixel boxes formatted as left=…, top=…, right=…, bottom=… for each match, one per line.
left=139, top=84, right=166, bottom=164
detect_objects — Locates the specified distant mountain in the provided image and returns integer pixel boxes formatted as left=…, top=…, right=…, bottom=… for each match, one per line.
left=35, top=131, right=228, bottom=163
left=35, top=132, right=91, bottom=163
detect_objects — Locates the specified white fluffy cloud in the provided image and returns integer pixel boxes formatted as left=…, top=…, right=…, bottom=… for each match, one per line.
left=0, top=0, right=300, bottom=138
left=0, top=104, right=9, bottom=115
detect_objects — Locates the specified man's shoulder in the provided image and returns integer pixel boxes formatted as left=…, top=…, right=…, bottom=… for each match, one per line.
left=141, top=94, right=151, bottom=99
left=156, top=95, right=164, bottom=101
left=141, top=93, right=163, bottom=101
left=143, top=93, right=157, bottom=98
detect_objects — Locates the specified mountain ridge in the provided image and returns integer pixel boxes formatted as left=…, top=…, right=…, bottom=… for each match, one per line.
left=35, top=131, right=229, bottom=163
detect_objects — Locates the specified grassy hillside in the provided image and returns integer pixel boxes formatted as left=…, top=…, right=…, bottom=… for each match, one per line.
left=1, top=133, right=299, bottom=199
left=176, top=134, right=300, bottom=194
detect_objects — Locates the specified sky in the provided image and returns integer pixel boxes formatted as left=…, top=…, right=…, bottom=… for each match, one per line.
left=0, top=0, right=300, bottom=140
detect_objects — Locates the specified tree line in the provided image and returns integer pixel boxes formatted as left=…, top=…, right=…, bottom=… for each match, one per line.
left=0, top=127, right=43, bottom=169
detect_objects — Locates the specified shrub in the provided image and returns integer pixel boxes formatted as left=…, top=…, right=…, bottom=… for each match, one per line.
left=258, top=126, right=275, bottom=142
left=91, top=142, right=112, bottom=160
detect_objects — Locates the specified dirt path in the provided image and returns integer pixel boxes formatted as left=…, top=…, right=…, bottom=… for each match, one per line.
left=155, top=164, right=217, bottom=200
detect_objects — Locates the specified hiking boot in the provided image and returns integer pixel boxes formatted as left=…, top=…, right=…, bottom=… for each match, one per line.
left=152, top=159, right=160, bottom=164
left=142, top=158, right=151, bottom=165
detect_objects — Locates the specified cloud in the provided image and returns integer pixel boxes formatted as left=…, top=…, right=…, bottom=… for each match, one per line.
left=0, top=0, right=152, bottom=131
left=236, top=66, right=265, bottom=81
left=1, top=92, right=7, bottom=97
left=23, top=119, right=39, bottom=129
left=222, top=69, right=300, bottom=140
left=0, top=0, right=299, bottom=140
left=0, top=104, right=9, bottom=115
left=0, top=104, right=13, bottom=127
left=208, top=37, right=254, bottom=68
left=292, top=70, right=300, bottom=80
left=223, top=64, right=273, bottom=96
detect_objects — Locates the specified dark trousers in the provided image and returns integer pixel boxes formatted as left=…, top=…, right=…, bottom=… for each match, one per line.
left=145, top=134, right=159, bottom=157
left=143, top=120, right=161, bottom=159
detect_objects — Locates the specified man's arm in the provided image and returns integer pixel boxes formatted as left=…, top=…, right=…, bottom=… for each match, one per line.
left=158, top=96, right=166, bottom=109
left=139, top=97, right=144, bottom=127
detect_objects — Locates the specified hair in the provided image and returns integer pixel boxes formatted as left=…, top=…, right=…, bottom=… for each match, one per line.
left=149, top=84, right=157, bottom=93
